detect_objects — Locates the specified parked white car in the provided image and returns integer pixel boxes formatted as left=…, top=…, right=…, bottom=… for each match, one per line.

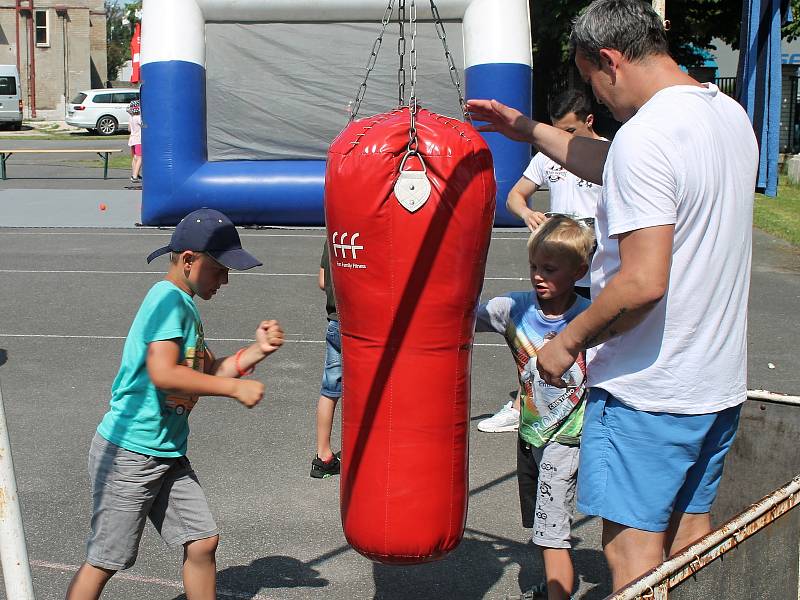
left=66, top=88, right=140, bottom=136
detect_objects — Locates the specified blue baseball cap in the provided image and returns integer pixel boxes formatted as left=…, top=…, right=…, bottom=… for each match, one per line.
left=146, top=208, right=262, bottom=270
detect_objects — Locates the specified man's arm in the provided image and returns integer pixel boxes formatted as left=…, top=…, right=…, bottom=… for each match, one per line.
left=535, top=224, right=674, bottom=386
left=506, top=176, right=546, bottom=231
left=466, top=99, right=609, bottom=185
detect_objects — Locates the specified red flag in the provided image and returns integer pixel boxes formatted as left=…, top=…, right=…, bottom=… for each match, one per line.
left=130, top=23, right=141, bottom=84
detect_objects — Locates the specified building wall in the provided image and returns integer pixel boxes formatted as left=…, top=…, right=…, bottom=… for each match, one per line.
left=0, top=1, right=107, bottom=119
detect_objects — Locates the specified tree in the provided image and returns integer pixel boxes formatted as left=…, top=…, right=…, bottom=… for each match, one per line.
left=528, top=0, right=789, bottom=126
left=105, top=0, right=142, bottom=82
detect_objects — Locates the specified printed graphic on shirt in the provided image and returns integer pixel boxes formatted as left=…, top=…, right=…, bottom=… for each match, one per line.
left=507, top=322, right=586, bottom=447
left=164, top=319, right=205, bottom=416
left=544, top=162, right=594, bottom=189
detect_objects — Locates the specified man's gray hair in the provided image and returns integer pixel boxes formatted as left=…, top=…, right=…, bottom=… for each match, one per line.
left=569, top=0, right=668, bottom=65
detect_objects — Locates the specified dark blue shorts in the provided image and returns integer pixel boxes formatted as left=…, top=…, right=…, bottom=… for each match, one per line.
left=320, top=319, right=342, bottom=399
left=577, top=388, right=741, bottom=532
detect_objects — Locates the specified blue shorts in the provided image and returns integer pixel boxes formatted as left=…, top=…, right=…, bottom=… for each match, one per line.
left=577, top=388, right=741, bottom=532
left=320, top=319, right=342, bottom=399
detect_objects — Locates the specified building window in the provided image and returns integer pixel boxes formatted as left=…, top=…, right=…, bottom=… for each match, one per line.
left=35, top=10, right=49, bottom=47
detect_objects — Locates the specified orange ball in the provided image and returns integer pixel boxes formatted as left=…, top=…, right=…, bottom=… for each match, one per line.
left=99, top=203, right=107, bottom=211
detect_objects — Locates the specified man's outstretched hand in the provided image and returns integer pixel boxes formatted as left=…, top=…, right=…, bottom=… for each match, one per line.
left=466, top=99, right=535, bottom=143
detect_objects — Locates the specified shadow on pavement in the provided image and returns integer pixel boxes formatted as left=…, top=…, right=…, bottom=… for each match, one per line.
left=170, top=555, right=329, bottom=600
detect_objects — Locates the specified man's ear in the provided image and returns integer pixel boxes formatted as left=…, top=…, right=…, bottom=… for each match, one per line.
left=598, top=48, right=622, bottom=78
left=585, top=114, right=595, bottom=130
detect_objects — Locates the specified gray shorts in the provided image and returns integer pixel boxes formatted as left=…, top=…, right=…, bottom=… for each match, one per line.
left=86, top=433, right=218, bottom=570
left=517, top=437, right=579, bottom=549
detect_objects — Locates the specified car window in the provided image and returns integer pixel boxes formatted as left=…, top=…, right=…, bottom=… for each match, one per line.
left=0, top=77, right=17, bottom=95
left=123, top=92, right=139, bottom=103
left=71, top=92, right=87, bottom=104
left=93, top=93, right=114, bottom=104
left=112, top=93, right=131, bottom=104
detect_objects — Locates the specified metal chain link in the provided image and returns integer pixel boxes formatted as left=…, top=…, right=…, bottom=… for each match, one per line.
left=430, top=0, right=469, bottom=121
left=397, top=0, right=406, bottom=106
left=407, top=0, right=418, bottom=151
left=349, top=0, right=397, bottom=121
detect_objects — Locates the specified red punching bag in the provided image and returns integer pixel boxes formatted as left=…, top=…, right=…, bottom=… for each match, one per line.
left=325, top=107, right=496, bottom=564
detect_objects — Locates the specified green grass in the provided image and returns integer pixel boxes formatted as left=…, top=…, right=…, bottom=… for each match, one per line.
left=755, top=178, right=800, bottom=247
left=73, top=154, right=132, bottom=170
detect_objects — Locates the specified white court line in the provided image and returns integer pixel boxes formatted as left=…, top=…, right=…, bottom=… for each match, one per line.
left=0, top=268, right=527, bottom=280
left=30, top=560, right=279, bottom=600
left=0, top=333, right=507, bottom=347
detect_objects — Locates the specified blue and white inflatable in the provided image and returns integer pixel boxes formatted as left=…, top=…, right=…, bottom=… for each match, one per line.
left=140, top=0, right=532, bottom=226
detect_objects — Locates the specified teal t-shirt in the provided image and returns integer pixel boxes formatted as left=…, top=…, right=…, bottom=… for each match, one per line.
left=97, top=280, right=206, bottom=457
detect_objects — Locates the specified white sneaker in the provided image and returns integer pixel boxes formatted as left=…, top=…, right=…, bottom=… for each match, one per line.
left=477, top=401, right=520, bottom=432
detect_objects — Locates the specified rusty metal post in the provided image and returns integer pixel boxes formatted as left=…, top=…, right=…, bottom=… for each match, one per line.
left=0, top=380, right=35, bottom=600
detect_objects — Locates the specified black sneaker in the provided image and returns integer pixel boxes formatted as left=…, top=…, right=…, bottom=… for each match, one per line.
left=310, top=451, right=341, bottom=479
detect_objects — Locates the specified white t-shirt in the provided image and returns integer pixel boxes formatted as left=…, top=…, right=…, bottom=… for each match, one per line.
left=524, top=151, right=603, bottom=287
left=587, top=83, right=758, bottom=414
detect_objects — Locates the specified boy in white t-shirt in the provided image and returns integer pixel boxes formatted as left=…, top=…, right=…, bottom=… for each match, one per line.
left=506, top=88, right=604, bottom=248
left=479, top=89, right=603, bottom=434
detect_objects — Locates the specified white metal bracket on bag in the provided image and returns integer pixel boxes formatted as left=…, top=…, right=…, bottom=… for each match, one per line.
left=394, top=150, right=431, bottom=213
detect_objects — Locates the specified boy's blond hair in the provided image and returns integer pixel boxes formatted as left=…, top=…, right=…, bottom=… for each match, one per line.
left=527, top=216, right=595, bottom=268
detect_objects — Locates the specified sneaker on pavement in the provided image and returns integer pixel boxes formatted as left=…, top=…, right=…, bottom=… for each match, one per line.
left=310, top=451, right=341, bottom=479
left=477, top=401, right=520, bottom=432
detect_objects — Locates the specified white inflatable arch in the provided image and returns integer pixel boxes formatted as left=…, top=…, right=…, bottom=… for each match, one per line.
left=140, top=0, right=532, bottom=225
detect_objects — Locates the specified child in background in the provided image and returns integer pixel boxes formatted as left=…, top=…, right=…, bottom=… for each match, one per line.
left=475, top=217, right=593, bottom=600
left=127, top=99, right=142, bottom=183
left=310, top=241, right=342, bottom=478
left=66, top=208, right=284, bottom=600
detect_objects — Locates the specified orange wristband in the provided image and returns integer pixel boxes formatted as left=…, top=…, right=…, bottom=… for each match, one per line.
left=235, top=348, right=255, bottom=377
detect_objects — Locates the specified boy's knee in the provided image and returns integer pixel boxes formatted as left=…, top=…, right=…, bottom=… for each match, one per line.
left=184, top=535, right=219, bottom=560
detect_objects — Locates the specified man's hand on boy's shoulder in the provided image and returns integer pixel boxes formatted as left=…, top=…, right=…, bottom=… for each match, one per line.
left=256, top=320, right=285, bottom=356
left=234, top=379, right=265, bottom=408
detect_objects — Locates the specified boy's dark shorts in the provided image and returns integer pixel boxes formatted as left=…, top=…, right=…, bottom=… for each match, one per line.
left=320, top=319, right=342, bottom=399
left=86, top=433, right=218, bottom=570
left=517, top=436, right=580, bottom=549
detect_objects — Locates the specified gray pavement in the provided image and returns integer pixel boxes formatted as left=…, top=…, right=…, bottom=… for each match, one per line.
left=0, top=182, right=796, bottom=599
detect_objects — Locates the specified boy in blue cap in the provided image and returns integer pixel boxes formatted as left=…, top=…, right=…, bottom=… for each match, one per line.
left=67, top=208, right=285, bottom=600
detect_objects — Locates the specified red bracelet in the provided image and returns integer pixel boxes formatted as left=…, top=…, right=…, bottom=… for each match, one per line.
left=235, top=348, right=255, bottom=377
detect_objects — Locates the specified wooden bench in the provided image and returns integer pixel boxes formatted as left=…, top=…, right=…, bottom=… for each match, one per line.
left=0, top=148, right=124, bottom=180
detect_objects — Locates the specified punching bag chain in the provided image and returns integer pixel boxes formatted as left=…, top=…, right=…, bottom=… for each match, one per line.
left=429, top=0, right=469, bottom=121
left=398, top=0, right=406, bottom=107
left=349, top=0, right=397, bottom=122
left=407, top=0, right=419, bottom=152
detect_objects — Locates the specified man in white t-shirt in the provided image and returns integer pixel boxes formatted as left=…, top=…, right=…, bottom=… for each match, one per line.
left=467, top=0, right=758, bottom=592
left=479, top=90, right=603, bottom=434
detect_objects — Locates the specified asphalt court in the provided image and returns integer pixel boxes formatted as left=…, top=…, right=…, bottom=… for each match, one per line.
left=0, top=224, right=797, bottom=599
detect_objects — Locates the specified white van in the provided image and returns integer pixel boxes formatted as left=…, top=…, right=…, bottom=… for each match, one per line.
left=0, top=65, right=23, bottom=130
left=65, top=88, right=140, bottom=136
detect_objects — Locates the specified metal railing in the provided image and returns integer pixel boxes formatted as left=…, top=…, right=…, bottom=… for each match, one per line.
left=605, top=475, right=800, bottom=600
left=715, top=76, right=737, bottom=97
